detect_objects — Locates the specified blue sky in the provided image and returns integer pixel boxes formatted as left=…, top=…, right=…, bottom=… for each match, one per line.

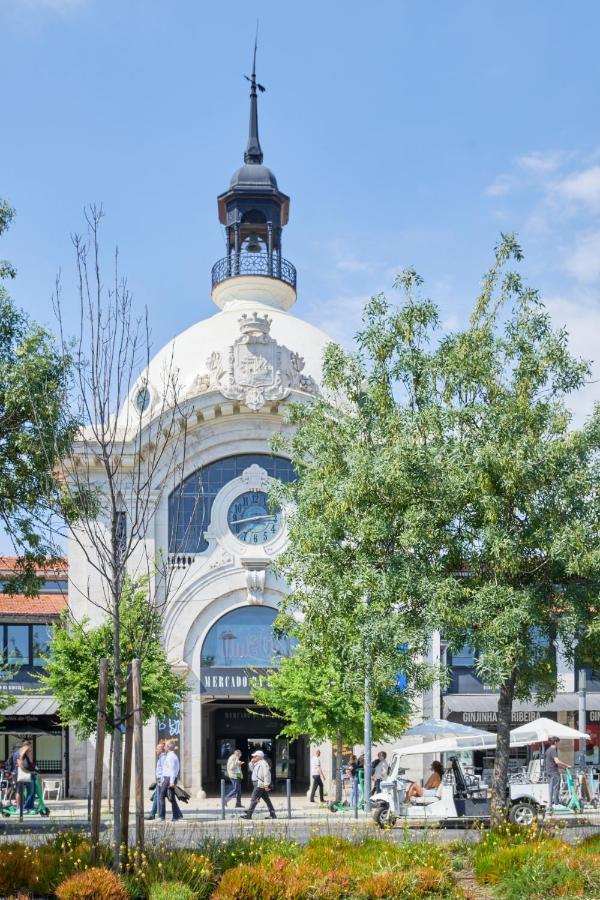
left=2, top=0, right=600, bottom=429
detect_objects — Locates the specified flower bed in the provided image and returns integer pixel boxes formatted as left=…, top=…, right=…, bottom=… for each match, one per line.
left=0, top=828, right=598, bottom=898
left=472, top=828, right=600, bottom=898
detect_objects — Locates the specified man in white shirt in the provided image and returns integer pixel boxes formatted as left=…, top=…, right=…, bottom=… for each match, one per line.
left=146, top=740, right=166, bottom=820
left=309, top=748, right=325, bottom=803
left=158, top=739, right=183, bottom=821
left=240, top=750, right=276, bottom=819
left=372, top=751, right=389, bottom=795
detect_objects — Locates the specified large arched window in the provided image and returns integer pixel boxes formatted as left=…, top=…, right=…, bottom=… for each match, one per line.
left=168, top=454, right=295, bottom=553
left=201, top=606, right=294, bottom=668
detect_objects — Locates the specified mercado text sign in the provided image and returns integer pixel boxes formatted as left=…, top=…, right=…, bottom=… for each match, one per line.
left=200, top=667, right=268, bottom=697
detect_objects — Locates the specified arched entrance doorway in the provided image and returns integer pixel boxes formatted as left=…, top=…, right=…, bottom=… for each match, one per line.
left=199, top=606, right=309, bottom=793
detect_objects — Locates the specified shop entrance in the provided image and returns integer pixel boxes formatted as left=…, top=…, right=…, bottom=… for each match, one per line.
left=205, top=701, right=309, bottom=794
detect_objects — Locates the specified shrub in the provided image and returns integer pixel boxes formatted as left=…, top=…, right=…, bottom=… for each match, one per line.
left=55, top=867, right=129, bottom=900
left=149, top=882, right=197, bottom=900
left=211, top=862, right=285, bottom=899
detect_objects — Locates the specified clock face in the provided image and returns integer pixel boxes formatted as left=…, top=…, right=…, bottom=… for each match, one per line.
left=227, top=491, right=282, bottom=545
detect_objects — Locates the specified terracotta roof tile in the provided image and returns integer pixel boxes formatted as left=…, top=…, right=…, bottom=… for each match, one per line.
left=0, top=556, right=68, bottom=576
left=0, top=594, right=66, bottom=617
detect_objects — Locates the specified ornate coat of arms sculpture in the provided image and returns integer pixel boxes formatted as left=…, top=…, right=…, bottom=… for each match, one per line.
left=193, top=312, right=318, bottom=411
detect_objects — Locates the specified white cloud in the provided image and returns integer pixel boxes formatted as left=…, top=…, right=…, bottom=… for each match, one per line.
left=547, top=293, right=600, bottom=423
left=563, top=231, right=600, bottom=283
left=485, top=175, right=513, bottom=197
left=554, top=165, right=600, bottom=213
left=516, top=151, right=564, bottom=175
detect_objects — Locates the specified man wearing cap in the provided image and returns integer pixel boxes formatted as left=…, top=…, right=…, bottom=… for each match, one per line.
left=545, top=737, right=570, bottom=809
left=240, top=750, right=276, bottom=819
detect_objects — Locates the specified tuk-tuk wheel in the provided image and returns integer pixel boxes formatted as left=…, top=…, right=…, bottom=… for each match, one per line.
left=509, top=801, right=537, bottom=826
left=372, top=803, right=394, bottom=828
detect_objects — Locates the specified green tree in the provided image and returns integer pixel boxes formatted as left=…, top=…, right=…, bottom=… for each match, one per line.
left=0, top=200, right=75, bottom=592
left=271, top=275, right=447, bottom=764
left=434, top=235, right=600, bottom=813
left=251, top=634, right=410, bottom=800
left=41, top=577, right=188, bottom=738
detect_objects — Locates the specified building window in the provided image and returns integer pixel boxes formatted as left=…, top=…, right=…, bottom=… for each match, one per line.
left=1, top=732, right=62, bottom=774
left=32, top=624, right=52, bottom=666
left=449, top=645, right=476, bottom=668
left=6, top=625, right=29, bottom=666
left=201, top=606, right=294, bottom=669
left=0, top=579, right=67, bottom=594
left=3, top=623, right=53, bottom=668
left=168, top=454, right=295, bottom=554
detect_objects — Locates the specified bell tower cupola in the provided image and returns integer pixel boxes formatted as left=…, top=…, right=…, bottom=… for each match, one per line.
left=211, top=43, right=296, bottom=311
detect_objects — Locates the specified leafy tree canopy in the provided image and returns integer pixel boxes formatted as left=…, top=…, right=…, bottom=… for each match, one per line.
left=271, top=269, right=451, bottom=708
left=0, top=199, right=77, bottom=594
left=40, top=577, right=188, bottom=738
left=251, top=635, right=410, bottom=746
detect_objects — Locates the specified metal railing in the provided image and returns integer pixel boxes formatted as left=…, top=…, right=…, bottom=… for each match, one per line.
left=211, top=252, right=297, bottom=290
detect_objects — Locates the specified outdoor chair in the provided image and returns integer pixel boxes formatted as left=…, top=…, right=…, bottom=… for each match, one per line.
left=42, top=779, right=63, bottom=801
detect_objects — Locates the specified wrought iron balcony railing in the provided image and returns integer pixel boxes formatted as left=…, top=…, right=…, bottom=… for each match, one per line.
left=211, top=252, right=297, bottom=291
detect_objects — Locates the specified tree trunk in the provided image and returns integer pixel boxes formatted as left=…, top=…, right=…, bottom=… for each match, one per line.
left=119, top=668, right=133, bottom=871
left=335, top=732, right=343, bottom=804
left=112, top=599, right=122, bottom=871
left=108, top=731, right=113, bottom=813
left=491, top=668, right=517, bottom=825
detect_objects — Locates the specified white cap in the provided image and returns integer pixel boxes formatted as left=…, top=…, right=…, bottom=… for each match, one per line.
left=252, top=750, right=264, bottom=759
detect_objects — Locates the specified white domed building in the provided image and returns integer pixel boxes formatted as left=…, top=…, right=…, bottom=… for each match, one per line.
left=66, top=66, right=334, bottom=798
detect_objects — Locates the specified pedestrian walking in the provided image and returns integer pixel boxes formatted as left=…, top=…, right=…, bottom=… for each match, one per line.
left=309, top=748, right=325, bottom=803
left=372, top=751, right=389, bottom=795
left=158, top=740, right=183, bottom=821
left=225, top=748, right=244, bottom=808
left=16, top=741, right=36, bottom=812
left=545, top=737, right=570, bottom=809
left=348, top=754, right=359, bottom=807
left=240, top=750, right=276, bottom=819
left=146, top=740, right=166, bottom=820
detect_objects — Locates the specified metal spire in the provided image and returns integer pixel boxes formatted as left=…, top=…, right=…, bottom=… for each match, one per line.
left=243, top=30, right=265, bottom=164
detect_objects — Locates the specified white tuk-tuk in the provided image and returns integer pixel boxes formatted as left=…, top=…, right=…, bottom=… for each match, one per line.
left=371, top=717, right=591, bottom=827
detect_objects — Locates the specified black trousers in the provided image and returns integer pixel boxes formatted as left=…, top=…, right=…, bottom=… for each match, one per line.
left=310, top=774, right=325, bottom=802
left=158, top=777, right=183, bottom=820
left=246, top=785, right=276, bottom=818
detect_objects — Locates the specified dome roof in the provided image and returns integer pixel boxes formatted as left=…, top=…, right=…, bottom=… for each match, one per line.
left=230, top=163, right=278, bottom=190
left=121, top=293, right=333, bottom=428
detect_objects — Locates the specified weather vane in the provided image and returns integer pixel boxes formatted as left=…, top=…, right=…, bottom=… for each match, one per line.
left=244, top=24, right=265, bottom=93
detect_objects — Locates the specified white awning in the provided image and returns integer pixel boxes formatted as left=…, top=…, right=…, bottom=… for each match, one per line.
left=3, top=696, right=58, bottom=717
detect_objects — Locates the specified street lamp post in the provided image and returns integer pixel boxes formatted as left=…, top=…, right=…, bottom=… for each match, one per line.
left=578, top=668, right=587, bottom=768
left=364, top=593, right=372, bottom=815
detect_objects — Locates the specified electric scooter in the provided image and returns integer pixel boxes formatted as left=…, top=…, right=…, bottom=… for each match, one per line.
left=1, top=775, right=50, bottom=818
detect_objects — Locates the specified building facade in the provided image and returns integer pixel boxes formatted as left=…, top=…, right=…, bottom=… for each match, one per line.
left=0, top=559, right=67, bottom=789
left=66, top=65, right=331, bottom=797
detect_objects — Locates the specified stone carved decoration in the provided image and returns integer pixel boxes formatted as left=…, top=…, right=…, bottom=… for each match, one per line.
left=208, top=549, right=234, bottom=571
left=245, top=567, right=266, bottom=604
left=192, top=312, right=318, bottom=411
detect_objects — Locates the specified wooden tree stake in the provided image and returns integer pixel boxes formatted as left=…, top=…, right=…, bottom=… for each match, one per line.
left=90, top=658, right=109, bottom=865
left=119, top=666, right=134, bottom=870
left=132, top=658, right=144, bottom=865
